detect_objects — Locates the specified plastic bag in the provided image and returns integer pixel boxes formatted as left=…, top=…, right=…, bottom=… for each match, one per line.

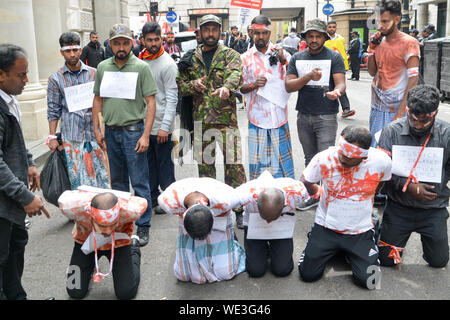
left=40, top=149, right=71, bottom=206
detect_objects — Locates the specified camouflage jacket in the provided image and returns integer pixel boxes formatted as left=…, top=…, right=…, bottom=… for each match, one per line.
left=176, top=44, right=243, bottom=127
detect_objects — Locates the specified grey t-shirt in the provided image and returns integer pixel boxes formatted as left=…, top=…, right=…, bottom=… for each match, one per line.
left=287, top=47, right=346, bottom=115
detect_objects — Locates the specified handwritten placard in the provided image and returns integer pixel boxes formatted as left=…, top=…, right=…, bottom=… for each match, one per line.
left=64, top=82, right=95, bottom=113
left=295, top=60, right=331, bottom=87
left=100, top=71, right=138, bottom=100
left=392, top=145, right=443, bottom=183
left=247, top=212, right=296, bottom=240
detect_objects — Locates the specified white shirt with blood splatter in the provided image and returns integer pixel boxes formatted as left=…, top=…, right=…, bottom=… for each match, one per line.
left=303, top=147, right=392, bottom=234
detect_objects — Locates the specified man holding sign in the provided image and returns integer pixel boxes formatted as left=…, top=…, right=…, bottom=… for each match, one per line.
left=298, top=126, right=391, bottom=289
left=240, top=15, right=294, bottom=181
left=285, top=19, right=346, bottom=211
left=47, top=32, right=110, bottom=191
left=235, top=171, right=308, bottom=278
left=92, top=24, right=158, bottom=247
left=378, top=84, right=449, bottom=269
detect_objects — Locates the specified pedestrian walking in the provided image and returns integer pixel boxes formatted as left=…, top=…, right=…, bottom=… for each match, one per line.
left=80, top=31, right=105, bottom=68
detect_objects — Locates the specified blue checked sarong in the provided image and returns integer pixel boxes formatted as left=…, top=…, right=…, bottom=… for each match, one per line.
left=369, top=108, right=396, bottom=148
left=248, top=122, right=295, bottom=180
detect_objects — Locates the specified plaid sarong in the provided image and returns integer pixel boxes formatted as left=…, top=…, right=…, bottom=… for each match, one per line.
left=248, top=122, right=295, bottom=180
left=369, top=108, right=396, bottom=148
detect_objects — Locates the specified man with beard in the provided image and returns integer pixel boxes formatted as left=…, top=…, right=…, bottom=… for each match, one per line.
left=176, top=14, right=246, bottom=229
left=163, top=31, right=181, bottom=61
left=377, top=85, right=449, bottom=270
left=285, top=19, right=346, bottom=211
left=80, top=31, right=105, bottom=68
left=47, top=32, right=110, bottom=191
left=240, top=15, right=295, bottom=180
left=92, top=24, right=157, bottom=247
left=298, top=125, right=391, bottom=289
left=368, top=0, right=419, bottom=148
left=139, top=22, right=178, bottom=216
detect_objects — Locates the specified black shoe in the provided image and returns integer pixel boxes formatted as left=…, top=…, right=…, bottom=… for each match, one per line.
left=153, top=204, right=166, bottom=215
left=136, top=227, right=149, bottom=247
left=296, top=198, right=319, bottom=211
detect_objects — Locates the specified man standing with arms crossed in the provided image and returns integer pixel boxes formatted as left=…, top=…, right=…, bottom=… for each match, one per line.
left=139, top=22, right=178, bottom=216
left=92, top=24, right=157, bottom=247
left=0, top=44, right=50, bottom=300
left=176, top=14, right=247, bottom=229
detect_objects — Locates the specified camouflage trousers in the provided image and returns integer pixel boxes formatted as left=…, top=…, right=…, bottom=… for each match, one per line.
left=193, top=123, right=246, bottom=188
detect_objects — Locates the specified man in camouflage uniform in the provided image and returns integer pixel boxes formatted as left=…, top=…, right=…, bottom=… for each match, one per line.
left=176, top=14, right=246, bottom=228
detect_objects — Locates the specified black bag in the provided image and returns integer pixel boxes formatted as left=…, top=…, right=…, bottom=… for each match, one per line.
left=40, top=149, right=71, bottom=206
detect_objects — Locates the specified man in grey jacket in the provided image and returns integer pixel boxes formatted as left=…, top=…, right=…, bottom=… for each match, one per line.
left=0, top=44, right=50, bottom=300
left=140, top=22, right=178, bottom=215
left=283, top=28, right=301, bottom=50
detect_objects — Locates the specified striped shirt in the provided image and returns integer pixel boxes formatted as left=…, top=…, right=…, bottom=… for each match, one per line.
left=47, top=62, right=96, bottom=142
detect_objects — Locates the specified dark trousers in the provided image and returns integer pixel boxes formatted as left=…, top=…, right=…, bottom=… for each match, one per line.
left=350, top=54, right=360, bottom=80
left=338, top=92, right=351, bottom=111
left=379, top=200, right=449, bottom=268
left=244, top=227, right=294, bottom=278
left=298, top=224, right=380, bottom=289
left=66, top=242, right=141, bottom=300
left=104, top=123, right=152, bottom=228
left=0, top=217, right=28, bottom=300
left=148, top=135, right=175, bottom=205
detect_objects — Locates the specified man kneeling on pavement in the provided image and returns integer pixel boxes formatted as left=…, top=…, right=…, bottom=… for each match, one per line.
left=59, top=187, right=147, bottom=299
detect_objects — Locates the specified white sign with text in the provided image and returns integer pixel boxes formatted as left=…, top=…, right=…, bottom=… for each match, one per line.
left=247, top=212, right=296, bottom=240
left=100, top=71, right=138, bottom=100
left=295, top=60, right=331, bottom=87
left=64, top=82, right=95, bottom=113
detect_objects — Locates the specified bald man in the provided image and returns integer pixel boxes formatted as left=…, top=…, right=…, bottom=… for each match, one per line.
left=235, top=171, right=308, bottom=277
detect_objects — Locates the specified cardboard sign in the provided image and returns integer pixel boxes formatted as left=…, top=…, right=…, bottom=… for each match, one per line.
left=392, top=145, right=443, bottom=183
left=100, top=71, right=138, bottom=100
left=257, top=72, right=291, bottom=108
left=326, top=198, right=373, bottom=232
left=64, top=82, right=95, bottom=113
left=247, top=212, right=296, bottom=240
left=295, top=60, right=331, bottom=87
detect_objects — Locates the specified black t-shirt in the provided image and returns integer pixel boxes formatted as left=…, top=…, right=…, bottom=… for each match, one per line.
left=287, top=47, right=346, bottom=115
left=202, top=47, right=218, bottom=74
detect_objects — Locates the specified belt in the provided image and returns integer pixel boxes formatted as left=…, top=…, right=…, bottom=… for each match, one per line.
left=106, top=121, right=143, bottom=132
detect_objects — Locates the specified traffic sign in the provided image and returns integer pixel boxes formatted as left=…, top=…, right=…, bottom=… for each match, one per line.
left=322, top=3, right=335, bottom=16
left=166, top=10, right=178, bottom=23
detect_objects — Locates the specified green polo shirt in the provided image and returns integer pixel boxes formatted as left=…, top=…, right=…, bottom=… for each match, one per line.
left=93, top=53, right=157, bottom=126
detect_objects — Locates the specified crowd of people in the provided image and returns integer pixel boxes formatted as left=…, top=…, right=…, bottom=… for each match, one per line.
left=0, top=0, right=448, bottom=300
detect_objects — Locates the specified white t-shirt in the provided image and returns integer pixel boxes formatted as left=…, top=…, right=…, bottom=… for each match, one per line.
left=303, top=147, right=392, bottom=234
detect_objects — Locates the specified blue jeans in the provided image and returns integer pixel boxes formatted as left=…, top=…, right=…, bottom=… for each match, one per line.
left=148, top=134, right=175, bottom=204
left=296, top=113, right=338, bottom=167
left=104, top=123, right=152, bottom=228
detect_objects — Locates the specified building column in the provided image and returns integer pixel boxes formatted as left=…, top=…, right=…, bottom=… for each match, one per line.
left=94, top=0, right=129, bottom=43
left=446, top=0, right=450, bottom=36
left=417, top=3, right=429, bottom=32
left=0, top=0, right=48, bottom=140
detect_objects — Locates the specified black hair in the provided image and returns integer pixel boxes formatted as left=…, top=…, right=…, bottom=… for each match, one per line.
left=141, top=22, right=162, bottom=37
left=251, top=15, right=271, bottom=26
left=59, top=32, right=81, bottom=47
left=0, top=44, right=27, bottom=72
left=167, top=31, right=175, bottom=35
left=341, top=125, right=372, bottom=150
left=90, top=31, right=98, bottom=36
left=377, top=0, right=402, bottom=16
left=327, top=21, right=337, bottom=26
left=183, top=205, right=213, bottom=240
left=231, top=26, right=238, bottom=30
left=91, top=192, right=118, bottom=210
left=407, top=84, right=440, bottom=115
